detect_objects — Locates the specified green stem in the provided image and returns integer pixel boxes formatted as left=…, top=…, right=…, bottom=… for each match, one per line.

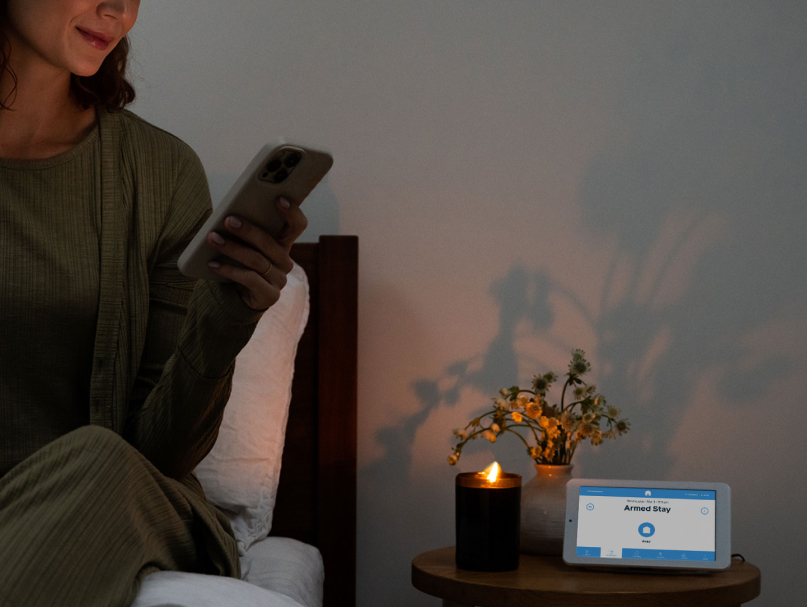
left=560, top=376, right=572, bottom=411
left=558, top=430, right=567, bottom=462
left=466, top=410, right=499, bottom=431
left=506, top=422, right=543, bottom=444
left=456, top=427, right=488, bottom=449
left=565, top=399, right=585, bottom=411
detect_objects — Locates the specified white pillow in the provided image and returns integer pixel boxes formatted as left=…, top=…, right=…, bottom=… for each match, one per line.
left=195, top=262, right=310, bottom=555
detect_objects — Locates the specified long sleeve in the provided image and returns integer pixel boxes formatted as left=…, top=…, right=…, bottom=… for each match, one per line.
left=123, top=149, right=263, bottom=480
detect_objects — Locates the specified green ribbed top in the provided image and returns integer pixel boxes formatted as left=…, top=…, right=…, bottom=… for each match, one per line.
left=0, top=108, right=264, bottom=480
left=0, top=123, right=102, bottom=475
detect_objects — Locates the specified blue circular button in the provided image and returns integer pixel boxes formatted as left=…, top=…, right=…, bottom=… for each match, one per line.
left=701, top=507, right=709, bottom=515
left=586, top=503, right=595, bottom=511
left=639, top=522, right=656, bottom=537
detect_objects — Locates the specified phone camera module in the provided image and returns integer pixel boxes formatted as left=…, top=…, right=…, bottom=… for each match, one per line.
left=260, top=148, right=303, bottom=184
left=271, top=168, right=289, bottom=183
left=283, top=151, right=302, bottom=168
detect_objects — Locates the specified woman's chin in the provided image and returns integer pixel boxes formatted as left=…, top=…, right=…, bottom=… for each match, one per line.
left=71, top=61, right=104, bottom=78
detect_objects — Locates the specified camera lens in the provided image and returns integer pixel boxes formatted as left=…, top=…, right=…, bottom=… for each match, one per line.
left=272, top=168, right=289, bottom=183
left=266, top=159, right=282, bottom=172
left=284, top=151, right=302, bottom=168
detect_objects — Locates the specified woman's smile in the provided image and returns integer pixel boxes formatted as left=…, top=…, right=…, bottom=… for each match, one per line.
left=76, top=27, right=111, bottom=51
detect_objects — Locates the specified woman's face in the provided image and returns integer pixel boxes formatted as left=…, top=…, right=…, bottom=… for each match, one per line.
left=5, top=0, right=140, bottom=77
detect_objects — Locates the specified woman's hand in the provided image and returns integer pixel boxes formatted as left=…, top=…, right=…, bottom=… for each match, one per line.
left=205, top=196, right=308, bottom=311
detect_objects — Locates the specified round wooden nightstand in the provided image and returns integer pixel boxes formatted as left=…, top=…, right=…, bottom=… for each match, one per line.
left=412, top=547, right=760, bottom=607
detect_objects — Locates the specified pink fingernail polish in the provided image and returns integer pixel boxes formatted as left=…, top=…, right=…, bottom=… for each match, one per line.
left=279, top=197, right=290, bottom=209
left=211, top=232, right=226, bottom=245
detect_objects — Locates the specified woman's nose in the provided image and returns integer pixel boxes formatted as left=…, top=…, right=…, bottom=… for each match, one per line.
left=99, top=1, right=136, bottom=18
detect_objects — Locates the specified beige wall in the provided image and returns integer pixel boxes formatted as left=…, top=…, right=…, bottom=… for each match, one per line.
left=130, top=2, right=806, bottom=605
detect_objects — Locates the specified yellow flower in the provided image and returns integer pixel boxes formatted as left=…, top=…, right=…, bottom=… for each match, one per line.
left=447, top=453, right=458, bottom=465
left=490, top=423, right=501, bottom=433
left=529, top=447, right=540, bottom=459
left=453, top=428, right=468, bottom=440
left=482, top=430, right=497, bottom=443
left=582, top=412, right=596, bottom=424
left=538, top=416, right=550, bottom=428
left=511, top=411, right=523, bottom=423
left=526, top=402, right=542, bottom=420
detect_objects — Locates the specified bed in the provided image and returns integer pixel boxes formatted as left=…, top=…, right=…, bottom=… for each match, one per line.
left=132, top=236, right=358, bottom=607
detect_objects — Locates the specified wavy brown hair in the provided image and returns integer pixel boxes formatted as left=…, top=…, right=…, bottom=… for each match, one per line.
left=0, top=0, right=136, bottom=111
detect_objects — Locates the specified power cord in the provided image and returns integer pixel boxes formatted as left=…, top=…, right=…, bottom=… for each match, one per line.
left=731, top=553, right=745, bottom=562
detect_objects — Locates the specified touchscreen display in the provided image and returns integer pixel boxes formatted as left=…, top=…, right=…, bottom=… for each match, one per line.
left=575, top=486, right=716, bottom=562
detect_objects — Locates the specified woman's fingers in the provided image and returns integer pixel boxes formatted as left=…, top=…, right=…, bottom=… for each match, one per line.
left=205, top=199, right=306, bottom=310
left=209, top=260, right=281, bottom=310
left=207, top=218, right=292, bottom=275
left=274, top=197, right=308, bottom=250
left=259, top=262, right=288, bottom=291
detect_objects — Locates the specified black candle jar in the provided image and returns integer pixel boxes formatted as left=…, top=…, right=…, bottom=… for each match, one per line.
left=455, top=468, right=521, bottom=571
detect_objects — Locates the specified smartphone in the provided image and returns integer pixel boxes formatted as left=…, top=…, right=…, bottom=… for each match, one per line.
left=177, top=138, right=333, bottom=281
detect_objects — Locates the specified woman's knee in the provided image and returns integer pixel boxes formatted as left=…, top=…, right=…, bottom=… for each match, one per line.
left=1, top=426, right=135, bottom=492
left=65, top=425, right=130, bottom=452
left=51, top=426, right=147, bottom=475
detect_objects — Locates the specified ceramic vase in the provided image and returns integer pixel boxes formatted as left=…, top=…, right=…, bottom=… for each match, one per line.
left=520, top=464, right=574, bottom=555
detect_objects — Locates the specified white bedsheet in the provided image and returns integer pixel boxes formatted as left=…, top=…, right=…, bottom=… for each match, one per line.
left=131, top=572, right=304, bottom=607
left=131, top=537, right=323, bottom=607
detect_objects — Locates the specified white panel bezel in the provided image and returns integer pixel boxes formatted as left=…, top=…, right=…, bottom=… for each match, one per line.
left=563, top=478, right=731, bottom=571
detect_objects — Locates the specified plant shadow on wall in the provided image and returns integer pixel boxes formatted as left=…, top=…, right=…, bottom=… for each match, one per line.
left=358, top=265, right=557, bottom=603
left=416, top=203, right=791, bottom=482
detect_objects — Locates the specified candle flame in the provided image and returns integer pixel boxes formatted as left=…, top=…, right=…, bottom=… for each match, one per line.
left=482, top=461, right=501, bottom=482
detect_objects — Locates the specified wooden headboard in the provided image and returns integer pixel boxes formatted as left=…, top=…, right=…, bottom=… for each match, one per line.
left=270, top=235, right=358, bottom=607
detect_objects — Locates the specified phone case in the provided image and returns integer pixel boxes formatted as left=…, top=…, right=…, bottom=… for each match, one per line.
left=177, top=137, right=333, bottom=281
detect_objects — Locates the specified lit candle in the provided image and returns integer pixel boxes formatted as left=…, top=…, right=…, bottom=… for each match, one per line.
left=455, top=462, right=521, bottom=571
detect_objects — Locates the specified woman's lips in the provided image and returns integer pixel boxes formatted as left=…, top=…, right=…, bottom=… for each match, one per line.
left=77, top=28, right=111, bottom=51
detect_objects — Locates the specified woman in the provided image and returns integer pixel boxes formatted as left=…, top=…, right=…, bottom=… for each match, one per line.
left=0, top=1, right=307, bottom=605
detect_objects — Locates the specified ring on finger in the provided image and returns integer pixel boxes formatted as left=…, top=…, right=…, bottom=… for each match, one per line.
left=259, top=262, right=272, bottom=279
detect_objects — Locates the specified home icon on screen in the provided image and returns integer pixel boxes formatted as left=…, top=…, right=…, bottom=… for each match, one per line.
left=645, top=490, right=652, bottom=496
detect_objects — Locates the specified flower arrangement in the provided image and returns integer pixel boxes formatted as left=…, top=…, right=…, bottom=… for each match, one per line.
left=448, top=349, right=630, bottom=466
